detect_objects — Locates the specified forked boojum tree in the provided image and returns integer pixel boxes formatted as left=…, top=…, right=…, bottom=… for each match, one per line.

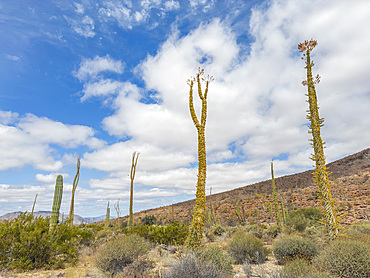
left=298, top=39, right=339, bottom=240
left=186, top=68, right=213, bottom=248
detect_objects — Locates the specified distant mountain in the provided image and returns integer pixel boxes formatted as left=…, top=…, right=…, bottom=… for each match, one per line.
left=0, top=211, right=106, bottom=224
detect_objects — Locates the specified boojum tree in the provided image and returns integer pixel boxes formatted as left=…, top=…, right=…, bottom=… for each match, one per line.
left=186, top=68, right=213, bottom=248
left=298, top=39, right=339, bottom=240
left=68, top=156, right=80, bottom=226
left=271, top=161, right=281, bottom=226
left=129, top=151, right=139, bottom=229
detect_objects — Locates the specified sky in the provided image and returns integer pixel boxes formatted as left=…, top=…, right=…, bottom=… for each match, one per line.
left=0, top=0, right=369, bottom=218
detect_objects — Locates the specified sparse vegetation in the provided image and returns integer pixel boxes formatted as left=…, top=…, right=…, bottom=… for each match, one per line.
left=95, top=234, right=149, bottom=276
left=226, top=230, right=265, bottom=264
left=272, top=235, right=318, bottom=264
left=313, top=239, right=370, bottom=278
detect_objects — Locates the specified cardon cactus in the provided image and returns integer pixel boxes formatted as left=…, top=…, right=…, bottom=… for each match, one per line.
left=50, top=175, right=63, bottom=231
left=105, top=201, right=110, bottom=228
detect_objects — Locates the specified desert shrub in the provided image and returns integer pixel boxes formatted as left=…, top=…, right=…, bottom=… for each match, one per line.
left=95, top=234, right=149, bottom=276
left=163, top=253, right=228, bottom=278
left=263, top=224, right=281, bottom=241
left=125, top=221, right=189, bottom=245
left=286, top=208, right=322, bottom=232
left=195, top=245, right=234, bottom=277
left=245, top=224, right=267, bottom=239
left=116, top=255, right=154, bottom=278
left=206, top=230, right=216, bottom=242
left=141, top=215, right=157, bottom=226
left=213, top=225, right=225, bottom=236
left=0, top=212, right=93, bottom=271
left=273, top=236, right=318, bottom=264
left=279, top=258, right=315, bottom=278
left=226, top=231, right=265, bottom=264
left=313, top=239, right=370, bottom=278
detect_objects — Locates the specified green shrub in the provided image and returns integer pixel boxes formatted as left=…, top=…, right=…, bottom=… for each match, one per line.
left=141, top=215, right=157, bottom=226
left=116, top=255, right=154, bottom=278
left=205, top=230, right=217, bottom=242
left=163, top=253, right=228, bottom=278
left=273, top=236, right=318, bottom=264
left=263, top=224, right=281, bottom=240
left=245, top=224, right=266, bottom=239
left=213, top=225, right=225, bottom=236
left=195, top=246, right=234, bottom=277
left=226, top=231, right=265, bottom=264
left=125, top=221, right=189, bottom=245
left=279, top=259, right=315, bottom=278
left=313, top=239, right=370, bottom=278
left=286, top=208, right=322, bottom=232
left=95, top=234, right=149, bottom=276
left=0, top=212, right=93, bottom=271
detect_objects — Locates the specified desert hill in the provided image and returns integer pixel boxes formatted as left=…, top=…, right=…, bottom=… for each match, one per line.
left=116, top=148, right=369, bottom=226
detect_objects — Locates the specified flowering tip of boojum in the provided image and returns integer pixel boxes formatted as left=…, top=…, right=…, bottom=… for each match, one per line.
left=298, top=39, right=318, bottom=54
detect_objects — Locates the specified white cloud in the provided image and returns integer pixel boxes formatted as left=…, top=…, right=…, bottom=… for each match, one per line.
left=74, top=2, right=84, bottom=14
left=0, top=112, right=105, bottom=171
left=67, top=15, right=96, bottom=38
left=164, top=0, right=180, bottom=11
left=5, top=54, right=21, bottom=62
left=74, top=55, right=124, bottom=82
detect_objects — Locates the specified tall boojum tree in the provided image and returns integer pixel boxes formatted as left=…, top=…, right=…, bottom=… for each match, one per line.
left=298, top=39, right=339, bottom=240
left=68, top=156, right=80, bottom=226
left=129, top=151, right=139, bottom=229
left=186, top=68, right=213, bottom=248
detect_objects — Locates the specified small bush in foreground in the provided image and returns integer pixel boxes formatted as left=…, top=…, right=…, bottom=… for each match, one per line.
left=273, top=236, right=318, bottom=264
left=227, top=231, right=265, bottom=264
left=115, top=256, right=154, bottom=278
left=313, top=239, right=370, bottom=278
left=195, top=245, right=234, bottom=277
left=95, top=234, right=149, bottom=276
left=163, top=253, right=228, bottom=278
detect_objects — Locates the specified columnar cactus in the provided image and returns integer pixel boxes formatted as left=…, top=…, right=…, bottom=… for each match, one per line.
left=299, top=39, right=339, bottom=240
left=186, top=68, right=213, bottom=248
left=69, top=156, right=80, bottom=226
left=129, top=151, right=139, bottom=229
left=50, top=175, right=63, bottom=231
left=271, top=161, right=281, bottom=226
left=105, top=201, right=110, bottom=228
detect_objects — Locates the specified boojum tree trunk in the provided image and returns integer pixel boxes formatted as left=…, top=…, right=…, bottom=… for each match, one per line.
left=69, top=156, right=80, bottom=226
left=129, top=151, right=139, bottom=229
left=271, top=161, right=281, bottom=226
left=299, top=39, right=339, bottom=240
left=186, top=68, right=213, bottom=248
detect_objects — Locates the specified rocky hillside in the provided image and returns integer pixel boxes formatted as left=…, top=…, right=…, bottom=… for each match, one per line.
left=116, top=148, right=370, bottom=226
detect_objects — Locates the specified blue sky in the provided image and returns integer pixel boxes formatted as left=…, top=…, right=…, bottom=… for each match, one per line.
left=1, top=0, right=369, bottom=217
